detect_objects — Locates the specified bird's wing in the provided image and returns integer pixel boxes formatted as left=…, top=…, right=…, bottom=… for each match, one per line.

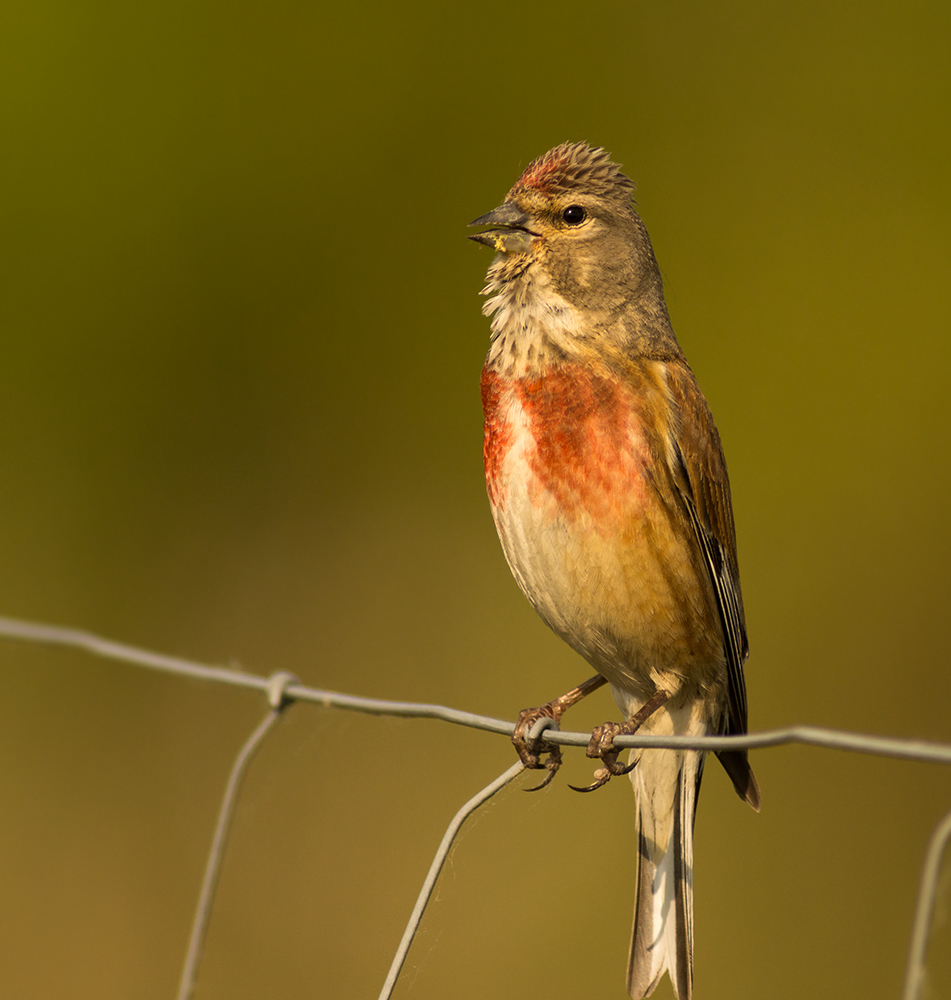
left=664, top=361, right=760, bottom=808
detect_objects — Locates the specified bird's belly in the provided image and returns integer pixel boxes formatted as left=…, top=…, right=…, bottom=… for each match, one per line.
left=484, top=368, right=723, bottom=701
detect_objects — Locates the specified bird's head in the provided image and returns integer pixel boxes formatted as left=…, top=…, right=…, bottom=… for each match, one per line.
left=469, top=142, right=661, bottom=307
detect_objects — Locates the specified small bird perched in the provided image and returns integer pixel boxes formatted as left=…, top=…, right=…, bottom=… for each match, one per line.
left=469, top=142, right=760, bottom=1000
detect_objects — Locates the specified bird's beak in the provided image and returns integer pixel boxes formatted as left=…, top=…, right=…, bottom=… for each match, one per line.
left=468, top=202, right=538, bottom=254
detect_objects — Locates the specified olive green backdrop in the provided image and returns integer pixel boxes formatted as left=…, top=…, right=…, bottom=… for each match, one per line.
left=2, top=1, right=949, bottom=997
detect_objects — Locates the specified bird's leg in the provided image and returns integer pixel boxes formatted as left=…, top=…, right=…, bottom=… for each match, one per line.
left=513, top=674, right=607, bottom=790
left=570, top=689, right=670, bottom=793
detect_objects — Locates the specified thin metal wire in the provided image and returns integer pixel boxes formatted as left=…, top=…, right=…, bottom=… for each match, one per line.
left=176, top=672, right=298, bottom=1000
left=0, top=615, right=512, bottom=736
left=377, top=760, right=525, bottom=1000
left=2, top=614, right=950, bottom=764
left=2, top=613, right=950, bottom=998
left=902, top=805, right=951, bottom=1000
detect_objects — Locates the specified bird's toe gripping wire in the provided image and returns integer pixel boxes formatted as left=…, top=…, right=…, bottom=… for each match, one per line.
left=569, top=689, right=670, bottom=793
left=512, top=708, right=564, bottom=791
left=511, top=674, right=607, bottom=791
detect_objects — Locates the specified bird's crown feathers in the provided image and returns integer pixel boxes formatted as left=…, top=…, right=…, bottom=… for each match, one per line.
left=509, top=141, right=634, bottom=204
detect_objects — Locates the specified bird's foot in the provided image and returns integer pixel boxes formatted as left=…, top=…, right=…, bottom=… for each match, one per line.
left=569, top=690, right=670, bottom=793
left=569, top=721, right=634, bottom=792
left=512, top=674, right=607, bottom=791
left=512, top=706, right=564, bottom=790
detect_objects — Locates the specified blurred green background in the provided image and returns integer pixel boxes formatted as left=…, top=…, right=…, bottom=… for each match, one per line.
left=2, top=0, right=950, bottom=997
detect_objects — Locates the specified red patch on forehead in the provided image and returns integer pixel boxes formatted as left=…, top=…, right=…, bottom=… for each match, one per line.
left=514, top=151, right=569, bottom=195
left=505, top=142, right=634, bottom=202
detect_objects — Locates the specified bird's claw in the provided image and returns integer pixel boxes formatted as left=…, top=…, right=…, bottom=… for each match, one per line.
left=569, top=720, right=640, bottom=792
left=522, top=749, right=563, bottom=791
left=571, top=691, right=670, bottom=792
left=510, top=675, right=608, bottom=789
left=568, top=767, right=614, bottom=793
left=512, top=706, right=563, bottom=789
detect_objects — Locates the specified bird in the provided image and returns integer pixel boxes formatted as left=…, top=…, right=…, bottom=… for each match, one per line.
left=468, top=142, right=760, bottom=1000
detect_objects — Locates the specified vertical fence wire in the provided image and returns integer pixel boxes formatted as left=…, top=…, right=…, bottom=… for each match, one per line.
left=376, top=760, right=525, bottom=1000
left=176, top=672, right=298, bottom=1000
left=903, top=805, right=951, bottom=1000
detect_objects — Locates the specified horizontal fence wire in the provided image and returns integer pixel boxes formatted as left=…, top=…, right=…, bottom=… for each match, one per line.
left=1, top=614, right=949, bottom=999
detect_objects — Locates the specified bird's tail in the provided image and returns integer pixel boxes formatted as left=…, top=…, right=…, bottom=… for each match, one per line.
left=626, top=746, right=702, bottom=1000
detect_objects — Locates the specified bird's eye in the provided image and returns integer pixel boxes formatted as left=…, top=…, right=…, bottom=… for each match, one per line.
left=561, top=205, right=587, bottom=225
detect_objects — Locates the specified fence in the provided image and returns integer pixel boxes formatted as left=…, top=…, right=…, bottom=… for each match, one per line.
left=1, top=614, right=949, bottom=1000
